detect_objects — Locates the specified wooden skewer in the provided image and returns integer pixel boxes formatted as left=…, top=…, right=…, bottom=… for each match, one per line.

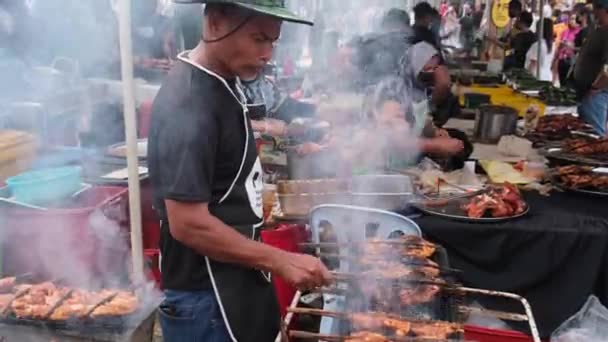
left=330, top=271, right=451, bottom=287
left=289, top=330, right=460, bottom=342
left=458, top=305, right=529, bottom=322
left=43, top=289, right=74, bottom=320
left=299, top=240, right=436, bottom=248
left=318, top=254, right=462, bottom=275
left=84, top=291, right=119, bottom=318
left=2, top=286, right=31, bottom=316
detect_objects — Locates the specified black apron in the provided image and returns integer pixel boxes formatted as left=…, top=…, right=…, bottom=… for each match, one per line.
left=180, top=56, right=281, bottom=342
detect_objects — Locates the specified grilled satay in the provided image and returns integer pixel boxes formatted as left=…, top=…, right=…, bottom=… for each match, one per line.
left=346, top=331, right=391, bottom=342
left=351, top=313, right=411, bottom=336
left=410, top=321, right=462, bottom=339
left=11, top=282, right=70, bottom=319
left=90, top=291, right=138, bottom=318
left=0, top=294, right=14, bottom=311
left=361, top=243, right=436, bottom=259
left=49, top=289, right=116, bottom=321
left=399, top=285, right=442, bottom=306
left=358, top=260, right=441, bottom=278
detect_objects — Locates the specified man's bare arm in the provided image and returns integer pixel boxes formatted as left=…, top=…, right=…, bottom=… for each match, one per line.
left=165, top=200, right=333, bottom=288
left=166, top=200, right=279, bottom=271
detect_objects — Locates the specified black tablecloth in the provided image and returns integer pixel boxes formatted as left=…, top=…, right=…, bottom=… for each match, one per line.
left=414, top=191, right=608, bottom=338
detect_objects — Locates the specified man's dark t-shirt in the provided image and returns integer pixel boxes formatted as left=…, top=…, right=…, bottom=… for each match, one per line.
left=573, top=26, right=608, bottom=97
left=504, top=31, right=537, bottom=71
left=147, top=60, right=246, bottom=290
left=411, top=25, right=441, bottom=52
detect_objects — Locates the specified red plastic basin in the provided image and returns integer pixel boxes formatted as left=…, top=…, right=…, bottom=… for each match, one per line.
left=1, top=186, right=130, bottom=282
left=465, top=325, right=548, bottom=342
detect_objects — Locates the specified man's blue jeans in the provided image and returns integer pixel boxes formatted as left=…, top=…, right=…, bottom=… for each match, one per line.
left=158, top=290, right=232, bottom=342
left=578, top=90, right=608, bottom=136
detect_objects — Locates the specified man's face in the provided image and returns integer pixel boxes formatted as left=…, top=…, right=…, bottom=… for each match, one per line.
left=417, top=15, right=433, bottom=28
left=210, top=13, right=282, bottom=79
left=508, top=6, right=521, bottom=18
left=594, top=5, right=608, bottom=26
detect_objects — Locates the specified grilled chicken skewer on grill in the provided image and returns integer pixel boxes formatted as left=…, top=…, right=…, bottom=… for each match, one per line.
left=10, top=282, right=71, bottom=319
left=288, top=308, right=463, bottom=339
left=90, top=291, right=138, bottom=318
left=49, top=289, right=117, bottom=321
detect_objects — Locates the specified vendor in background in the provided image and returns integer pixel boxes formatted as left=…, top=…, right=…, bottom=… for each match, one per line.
left=502, top=11, right=537, bottom=71
left=174, top=2, right=203, bottom=50
left=574, top=5, right=592, bottom=53
left=526, top=19, right=555, bottom=81
left=241, top=71, right=318, bottom=136
left=354, top=42, right=470, bottom=170
left=131, top=0, right=178, bottom=60
left=412, top=2, right=442, bottom=54
left=553, top=12, right=579, bottom=86
left=572, top=0, right=608, bottom=136
left=147, top=2, right=332, bottom=341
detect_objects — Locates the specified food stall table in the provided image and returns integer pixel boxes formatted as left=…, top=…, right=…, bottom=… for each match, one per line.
left=414, top=191, right=608, bottom=339
left=458, top=85, right=547, bottom=117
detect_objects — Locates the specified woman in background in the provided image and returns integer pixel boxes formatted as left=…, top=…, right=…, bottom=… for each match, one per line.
left=553, top=13, right=580, bottom=86
left=526, top=19, right=555, bottom=82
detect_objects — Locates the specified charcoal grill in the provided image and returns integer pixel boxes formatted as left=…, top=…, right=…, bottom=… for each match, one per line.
left=275, top=205, right=541, bottom=342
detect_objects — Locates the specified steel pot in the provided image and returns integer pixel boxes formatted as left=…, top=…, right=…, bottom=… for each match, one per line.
left=286, top=148, right=344, bottom=180
left=473, top=105, right=518, bottom=144
left=350, top=174, right=415, bottom=211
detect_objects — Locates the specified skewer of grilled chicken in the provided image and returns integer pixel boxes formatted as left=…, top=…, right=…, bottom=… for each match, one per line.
left=49, top=289, right=116, bottom=321
left=346, top=331, right=391, bottom=342
left=410, top=321, right=463, bottom=339
left=89, top=291, right=138, bottom=318
left=11, top=282, right=70, bottom=319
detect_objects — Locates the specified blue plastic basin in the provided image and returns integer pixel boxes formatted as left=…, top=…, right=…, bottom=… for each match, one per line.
left=6, top=166, right=83, bottom=205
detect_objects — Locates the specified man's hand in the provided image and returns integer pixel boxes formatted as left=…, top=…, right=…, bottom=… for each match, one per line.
left=272, top=251, right=334, bottom=290
left=264, top=119, right=287, bottom=137
left=590, top=72, right=608, bottom=95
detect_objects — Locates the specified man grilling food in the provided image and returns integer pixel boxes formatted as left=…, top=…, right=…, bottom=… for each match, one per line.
left=147, top=1, right=333, bottom=341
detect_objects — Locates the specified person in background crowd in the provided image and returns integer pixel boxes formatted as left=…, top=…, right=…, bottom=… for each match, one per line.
left=174, top=2, right=203, bottom=50
left=460, top=3, right=476, bottom=57
left=131, top=0, right=177, bottom=60
left=441, top=5, right=462, bottom=50
left=505, top=0, right=524, bottom=39
left=573, top=0, right=608, bottom=136
left=574, top=5, right=591, bottom=51
left=440, top=0, right=449, bottom=18
left=412, top=2, right=442, bottom=53
left=526, top=18, right=555, bottom=81
left=503, top=11, right=537, bottom=71
left=553, top=12, right=580, bottom=86
left=147, top=2, right=332, bottom=341
left=361, top=41, right=470, bottom=171
left=544, top=0, right=556, bottom=18
left=242, top=72, right=318, bottom=136
left=348, top=8, right=413, bottom=89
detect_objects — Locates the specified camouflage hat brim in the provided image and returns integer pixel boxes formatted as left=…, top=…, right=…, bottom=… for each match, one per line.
left=173, top=0, right=313, bottom=26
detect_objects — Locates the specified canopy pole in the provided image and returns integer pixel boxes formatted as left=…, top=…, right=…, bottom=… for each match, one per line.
left=537, top=0, right=545, bottom=79
left=117, top=0, right=145, bottom=283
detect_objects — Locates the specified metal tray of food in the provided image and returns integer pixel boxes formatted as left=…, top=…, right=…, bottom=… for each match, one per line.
left=549, top=166, right=608, bottom=197
left=414, top=201, right=529, bottom=223
left=413, top=184, right=529, bottom=223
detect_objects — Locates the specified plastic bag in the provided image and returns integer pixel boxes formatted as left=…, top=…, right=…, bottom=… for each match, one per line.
left=551, top=296, right=608, bottom=342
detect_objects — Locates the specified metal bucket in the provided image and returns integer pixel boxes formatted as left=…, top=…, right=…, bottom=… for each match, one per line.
left=473, top=105, right=518, bottom=144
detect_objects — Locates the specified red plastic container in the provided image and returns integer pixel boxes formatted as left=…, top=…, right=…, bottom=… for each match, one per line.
left=1, top=186, right=129, bottom=282
left=140, top=181, right=160, bottom=249
left=138, top=101, right=154, bottom=139
left=261, top=224, right=307, bottom=318
left=465, top=325, right=548, bottom=342
left=144, top=248, right=162, bottom=289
